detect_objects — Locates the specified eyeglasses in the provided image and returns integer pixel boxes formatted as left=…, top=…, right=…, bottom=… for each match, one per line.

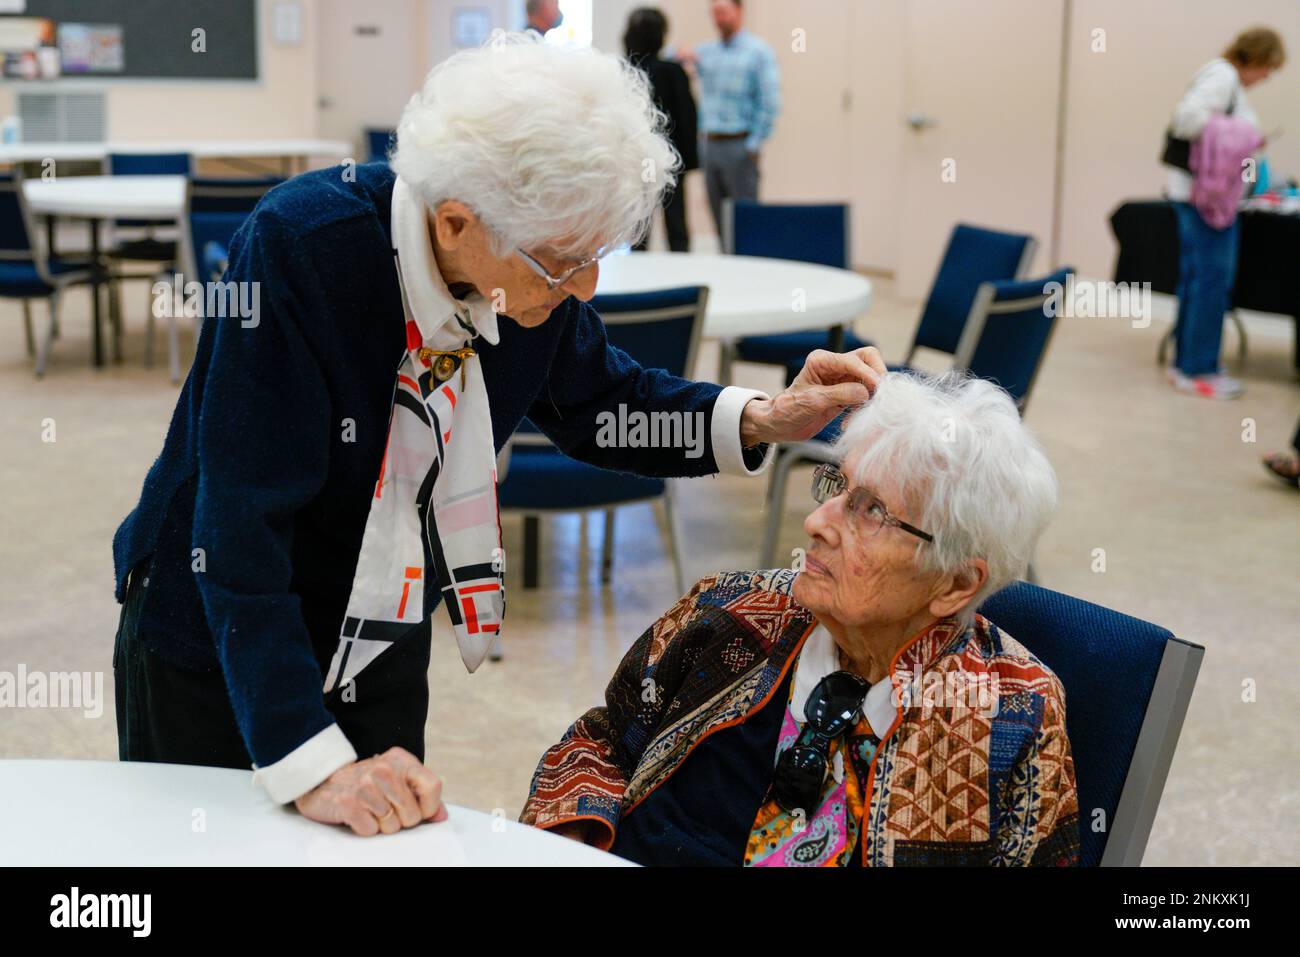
left=811, top=463, right=934, bottom=543
left=772, top=669, right=872, bottom=814
left=515, top=245, right=609, bottom=290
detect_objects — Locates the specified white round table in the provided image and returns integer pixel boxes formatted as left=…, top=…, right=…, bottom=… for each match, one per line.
left=22, top=175, right=188, bottom=368
left=23, top=174, right=187, bottom=220
left=596, top=251, right=872, bottom=339
left=0, top=759, right=631, bottom=866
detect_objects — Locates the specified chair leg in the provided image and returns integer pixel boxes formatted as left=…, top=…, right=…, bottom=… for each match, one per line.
left=660, top=485, right=687, bottom=596
left=22, top=299, right=34, bottom=357
left=523, top=515, right=540, bottom=589
left=34, top=292, right=60, bottom=378
left=140, top=278, right=156, bottom=369
left=718, top=337, right=736, bottom=386
left=760, top=449, right=800, bottom=568
left=488, top=631, right=503, bottom=662
left=167, top=311, right=181, bottom=384
left=108, top=275, right=124, bottom=363
left=600, top=508, right=615, bottom=585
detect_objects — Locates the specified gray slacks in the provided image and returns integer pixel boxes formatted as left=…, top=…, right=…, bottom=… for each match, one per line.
left=701, top=137, right=759, bottom=241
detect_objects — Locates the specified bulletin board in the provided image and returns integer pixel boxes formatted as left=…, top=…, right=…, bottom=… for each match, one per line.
left=8, top=0, right=258, bottom=80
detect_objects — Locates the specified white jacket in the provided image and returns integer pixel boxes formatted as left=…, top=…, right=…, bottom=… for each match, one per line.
left=1165, top=58, right=1259, bottom=201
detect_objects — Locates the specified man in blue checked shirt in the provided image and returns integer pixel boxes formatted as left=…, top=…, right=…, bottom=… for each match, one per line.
left=679, top=0, right=781, bottom=237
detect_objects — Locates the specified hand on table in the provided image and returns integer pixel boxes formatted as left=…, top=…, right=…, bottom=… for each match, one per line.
left=740, top=346, right=887, bottom=446
left=294, top=746, right=447, bottom=836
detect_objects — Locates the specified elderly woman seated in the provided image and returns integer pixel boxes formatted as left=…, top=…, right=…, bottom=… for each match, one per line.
left=520, top=370, right=1079, bottom=866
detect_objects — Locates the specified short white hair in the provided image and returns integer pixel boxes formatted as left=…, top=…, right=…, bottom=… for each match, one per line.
left=391, top=31, right=679, bottom=259
left=833, top=371, right=1058, bottom=621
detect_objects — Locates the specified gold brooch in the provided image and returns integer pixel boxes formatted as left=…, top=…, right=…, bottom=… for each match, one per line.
left=418, top=347, right=477, bottom=389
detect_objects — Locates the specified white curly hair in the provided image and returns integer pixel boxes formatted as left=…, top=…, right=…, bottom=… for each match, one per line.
left=833, top=371, right=1059, bottom=622
left=390, top=31, right=680, bottom=259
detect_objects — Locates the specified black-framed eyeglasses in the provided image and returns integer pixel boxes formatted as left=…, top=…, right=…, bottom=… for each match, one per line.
left=772, top=670, right=871, bottom=815
left=811, top=463, right=934, bottom=543
left=515, top=245, right=610, bottom=290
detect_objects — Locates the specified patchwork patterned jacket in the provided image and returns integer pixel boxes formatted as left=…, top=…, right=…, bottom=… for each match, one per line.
left=521, top=569, right=1080, bottom=866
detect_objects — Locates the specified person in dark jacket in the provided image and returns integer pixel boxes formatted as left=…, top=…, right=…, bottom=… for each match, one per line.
left=112, top=32, right=885, bottom=838
left=625, top=8, right=697, bottom=252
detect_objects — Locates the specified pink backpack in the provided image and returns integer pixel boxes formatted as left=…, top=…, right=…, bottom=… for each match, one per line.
left=1190, top=114, right=1263, bottom=229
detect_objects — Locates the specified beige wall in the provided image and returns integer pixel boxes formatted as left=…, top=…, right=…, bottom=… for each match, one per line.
left=0, top=0, right=320, bottom=141
left=5, top=0, right=1295, bottom=280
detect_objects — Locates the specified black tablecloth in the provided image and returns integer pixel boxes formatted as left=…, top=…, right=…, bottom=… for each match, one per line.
left=1109, top=200, right=1300, bottom=367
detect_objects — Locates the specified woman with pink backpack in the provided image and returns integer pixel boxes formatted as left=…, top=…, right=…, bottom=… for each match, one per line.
left=1162, top=27, right=1286, bottom=400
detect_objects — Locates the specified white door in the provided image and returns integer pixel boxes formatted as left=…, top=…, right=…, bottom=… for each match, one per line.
left=895, top=0, right=1064, bottom=298
left=315, top=0, right=423, bottom=161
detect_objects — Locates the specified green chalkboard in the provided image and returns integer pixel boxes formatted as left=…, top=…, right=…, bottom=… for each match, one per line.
left=8, top=0, right=258, bottom=80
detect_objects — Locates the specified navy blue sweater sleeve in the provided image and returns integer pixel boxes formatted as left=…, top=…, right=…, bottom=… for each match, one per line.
left=191, top=209, right=340, bottom=768
left=524, top=300, right=726, bottom=478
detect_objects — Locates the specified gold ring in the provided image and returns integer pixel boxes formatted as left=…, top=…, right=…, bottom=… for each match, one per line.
left=378, top=807, right=396, bottom=822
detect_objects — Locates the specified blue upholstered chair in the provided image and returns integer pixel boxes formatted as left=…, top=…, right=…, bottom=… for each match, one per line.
left=895, top=223, right=1038, bottom=371
left=978, top=581, right=1204, bottom=866
left=153, top=177, right=283, bottom=383
left=758, top=268, right=1068, bottom=567
left=723, top=200, right=872, bottom=386
left=497, top=286, right=708, bottom=603
left=366, top=129, right=396, bottom=164
left=0, top=173, right=94, bottom=377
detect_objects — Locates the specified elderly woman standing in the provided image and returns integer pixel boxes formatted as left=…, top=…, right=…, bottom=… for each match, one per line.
left=522, top=372, right=1079, bottom=866
left=111, top=33, right=882, bottom=836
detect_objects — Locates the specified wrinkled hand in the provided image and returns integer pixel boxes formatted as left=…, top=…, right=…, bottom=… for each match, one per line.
left=740, top=346, right=886, bottom=445
left=293, top=746, right=447, bottom=836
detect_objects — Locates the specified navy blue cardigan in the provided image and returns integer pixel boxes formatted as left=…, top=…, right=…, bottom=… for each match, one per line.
left=112, top=162, right=758, bottom=769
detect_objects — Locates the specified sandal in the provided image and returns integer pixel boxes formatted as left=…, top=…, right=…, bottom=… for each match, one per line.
left=1262, top=452, right=1300, bottom=489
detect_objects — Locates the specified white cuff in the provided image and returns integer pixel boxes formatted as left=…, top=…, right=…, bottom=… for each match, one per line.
left=712, top=386, right=775, bottom=477
left=251, top=723, right=358, bottom=804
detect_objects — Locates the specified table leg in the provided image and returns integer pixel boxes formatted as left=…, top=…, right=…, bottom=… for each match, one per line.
left=88, top=217, right=104, bottom=368
left=523, top=516, right=540, bottom=589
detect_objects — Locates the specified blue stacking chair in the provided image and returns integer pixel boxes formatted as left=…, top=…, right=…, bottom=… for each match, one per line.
left=951, top=267, right=1072, bottom=411
left=366, top=128, right=396, bottom=164
left=759, top=268, right=1069, bottom=567
left=0, top=172, right=94, bottom=376
left=978, top=581, right=1204, bottom=866
left=497, top=286, right=708, bottom=606
left=723, top=200, right=873, bottom=385
left=895, top=223, right=1038, bottom=370
left=155, top=176, right=283, bottom=384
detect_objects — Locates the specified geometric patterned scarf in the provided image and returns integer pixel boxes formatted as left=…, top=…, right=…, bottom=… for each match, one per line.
left=323, top=176, right=506, bottom=693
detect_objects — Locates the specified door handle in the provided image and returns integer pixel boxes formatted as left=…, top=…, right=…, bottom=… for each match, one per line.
left=906, top=113, right=937, bottom=131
